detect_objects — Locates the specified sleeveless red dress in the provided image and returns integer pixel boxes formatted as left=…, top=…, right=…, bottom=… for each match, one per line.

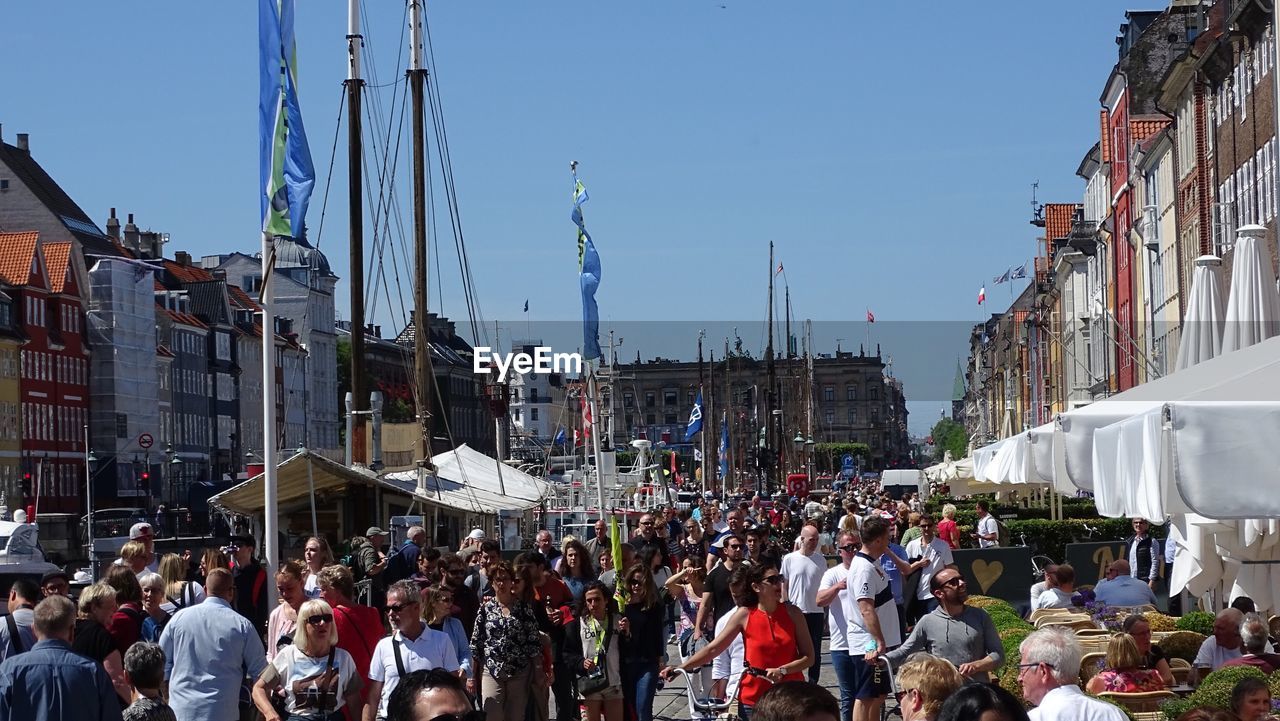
left=739, top=605, right=805, bottom=707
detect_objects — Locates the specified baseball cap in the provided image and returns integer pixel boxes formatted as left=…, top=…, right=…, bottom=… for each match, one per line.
left=129, top=523, right=154, bottom=540
left=467, top=529, right=486, bottom=540
left=40, top=569, right=69, bottom=585
left=230, top=533, right=256, bottom=548
left=366, top=526, right=387, bottom=537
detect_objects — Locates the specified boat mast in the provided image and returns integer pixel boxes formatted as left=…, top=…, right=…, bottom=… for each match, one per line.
left=764, top=242, right=776, bottom=497
left=408, top=0, right=433, bottom=470
left=346, top=0, right=369, bottom=466
left=697, top=330, right=706, bottom=497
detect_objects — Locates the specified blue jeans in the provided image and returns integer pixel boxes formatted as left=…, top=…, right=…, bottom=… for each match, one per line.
left=623, top=659, right=660, bottom=721
left=804, top=612, right=825, bottom=684
left=830, top=650, right=855, bottom=721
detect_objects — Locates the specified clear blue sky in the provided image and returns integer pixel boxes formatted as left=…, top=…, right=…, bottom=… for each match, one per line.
left=3, top=2, right=1141, bottom=433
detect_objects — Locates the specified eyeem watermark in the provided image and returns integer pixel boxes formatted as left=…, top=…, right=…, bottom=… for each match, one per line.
left=474, top=346, right=582, bottom=382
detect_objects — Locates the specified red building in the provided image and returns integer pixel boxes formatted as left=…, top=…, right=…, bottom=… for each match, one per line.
left=0, top=232, right=90, bottom=514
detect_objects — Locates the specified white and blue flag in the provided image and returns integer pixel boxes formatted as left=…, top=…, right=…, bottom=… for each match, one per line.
left=685, top=391, right=704, bottom=441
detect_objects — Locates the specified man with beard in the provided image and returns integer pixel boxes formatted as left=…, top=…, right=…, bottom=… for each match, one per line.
left=884, top=567, right=1002, bottom=682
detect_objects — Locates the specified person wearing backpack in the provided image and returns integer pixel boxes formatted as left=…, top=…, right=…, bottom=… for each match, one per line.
left=384, top=526, right=427, bottom=588
left=0, top=579, right=38, bottom=660
left=974, top=501, right=1000, bottom=548
left=105, top=566, right=148, bottom=657
left=230, top=534, right=270, bottom=638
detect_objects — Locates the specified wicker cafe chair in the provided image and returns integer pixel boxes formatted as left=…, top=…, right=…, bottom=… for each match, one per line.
left=1035, top=613, right=1092, bottom=629
left=1030, top=608, right=1079, bottom=624
left=1079, top=652, right=1107, bottom=685
left=1075, top=627, right=1112, bottom=637
left=1168, top=658, right=1192, bottom=686
left=1042, top=617, right=1101, bottom=632
left=1096, top=691, right=1177, bottom=713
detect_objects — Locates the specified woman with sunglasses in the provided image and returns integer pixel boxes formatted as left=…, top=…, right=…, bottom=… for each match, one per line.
left=665, top=555, right=712, bottom=718
left=424, top=584, right=473, bottom=689
left=680, top=519, right=708, bottom=563
left=252, top=598, right=363, bottom=721
left=661, top=561, right=815, bottom=721
left=470, top=561, right=548, bottom=721
left=562, top=581, right=625, bottom=721
left=621, top=563, right=667, bottom=721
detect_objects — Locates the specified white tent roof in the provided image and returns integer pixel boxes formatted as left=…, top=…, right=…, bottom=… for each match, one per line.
left=384, top=444, right=550, bottom=514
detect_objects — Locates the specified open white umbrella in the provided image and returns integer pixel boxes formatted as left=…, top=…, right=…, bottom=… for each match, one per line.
left=1175, top=254, right=1226, bottom=370
left=1222, top=224, right=1280, bottom=353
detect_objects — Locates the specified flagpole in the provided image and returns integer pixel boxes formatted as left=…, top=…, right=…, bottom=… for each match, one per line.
left=261, top=229, right=279, bottom=607
left=588, top=363, right=607, bottom=523
left=697, top=331, right=706, bottom=498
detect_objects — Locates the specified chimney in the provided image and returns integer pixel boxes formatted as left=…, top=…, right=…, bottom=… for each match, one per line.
left=174, top=250, right=192, bottom=267
left=15, top=134, right=28, bottom=153
left=123, top=213, right=140, bottom=251
left=106, top=208, right=120, bottom=240
left=212, top=269, right=227, bottom=281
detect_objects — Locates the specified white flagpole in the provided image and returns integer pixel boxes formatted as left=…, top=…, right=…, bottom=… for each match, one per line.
left=588, top=363, right=607, bottom=522
left=261, top=230, right=279, bottom=609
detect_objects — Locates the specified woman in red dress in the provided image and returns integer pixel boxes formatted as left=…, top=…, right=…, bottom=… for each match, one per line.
left=937, top=504, right=961, bottom=550
left=662, top=558, right=815, bottom=721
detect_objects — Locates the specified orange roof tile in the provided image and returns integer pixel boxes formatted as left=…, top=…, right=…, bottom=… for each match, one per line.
left=1099, top=110, right=1112, bottom=163
left=163, top=260, right=213, bottom=284
left=228, top=285, right=261, bottom=312
left=1130, top=117, right=1169, bottom=144
left=159, top=306, right=209, bottom=329
left=1044, top=204, right=1076, bottom=242
left=43, top=241, right=72, bottom=294
left=0, top=232, right=40, bottom=286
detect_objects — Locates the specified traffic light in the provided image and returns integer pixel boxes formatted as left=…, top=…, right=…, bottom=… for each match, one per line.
left=140, top=470, right=151, bottom=493
left=20, top=472, right=31, bottom=496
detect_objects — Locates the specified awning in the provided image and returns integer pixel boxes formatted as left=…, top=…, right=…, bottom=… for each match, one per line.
left=383, top=444, right=550, bottom=514
left=210, top=450, right=389, bottom=516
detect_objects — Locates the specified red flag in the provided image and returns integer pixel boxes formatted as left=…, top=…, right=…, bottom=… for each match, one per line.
left=775, top=262, right=784, bottom=275
left=866, top=309, right=875, bottom=323
left=978, top=285, right=986, bottom=305
left=580, top=393, right=593, bottom=436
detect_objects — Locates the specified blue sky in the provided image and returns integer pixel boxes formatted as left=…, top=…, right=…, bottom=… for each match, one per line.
left=3, top=2, right=1138, bottom=432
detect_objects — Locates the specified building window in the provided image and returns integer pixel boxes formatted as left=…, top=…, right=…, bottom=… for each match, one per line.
left=531, top=408, right=539, bottom=421
left=623, top=393, right=634, bottom=408
left=528, top=388, right=538, bottom=403
left=823, top=386, right=834, bottom=402
left=116, top=413, right=128, bottom=439
left=869, top=386, right=880, bottom=400
left=824, top=409, right=834, bottom=425
left=848, top=408, right=858, bottom=424
left=645, top=392, right=655, bottom=408
left=645, top=414, right=656, bottom=426
left=664, top=413, right=678, bottom=424
left=663, top=391, right=677, bottom=407
left=846, top=385, right=856, bottom=401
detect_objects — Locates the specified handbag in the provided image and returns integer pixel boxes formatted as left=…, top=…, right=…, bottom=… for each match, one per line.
left=576, top=617, right=614, bottom=697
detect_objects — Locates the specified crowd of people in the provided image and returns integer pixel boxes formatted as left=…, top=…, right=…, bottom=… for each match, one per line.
left=0, top=484, right=1274, bottom=721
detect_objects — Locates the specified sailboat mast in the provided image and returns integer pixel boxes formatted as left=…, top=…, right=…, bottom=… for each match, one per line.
left=408, top=0, right=433, bottom=466
left=346, top=0, right=368, bottom=465
left=697, top=331, right=705, bottom=497
left=765, top=242, right=776, bottom=497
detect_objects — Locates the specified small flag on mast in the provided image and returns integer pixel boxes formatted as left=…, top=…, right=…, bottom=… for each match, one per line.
left=993, top=268, right=1011, bottom=285
left=775, top=262, right=784, bottom=275
left=718, top=413, right=730, bottom=480
left=523, top=299, right=529, bottom=313
left=684, top=391, right=704, bottom=441
left=978, top=285, right=986, bottom=305
left=1010, top=263, right=1028, bottom=280
left=866, top=309, right=875, bottom=323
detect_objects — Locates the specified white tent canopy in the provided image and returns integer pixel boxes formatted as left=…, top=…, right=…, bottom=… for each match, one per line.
left=383, top=444, right=551, bottom=514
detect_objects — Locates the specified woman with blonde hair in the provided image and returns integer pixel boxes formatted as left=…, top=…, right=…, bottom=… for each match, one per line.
left=74, top=582, right=132, bottom=704
left=136, top=572, right=170, bottom=641
left=159, top=552, right=204, bottom=612
left=1085, top=632, right=1166, bottom=693
left=252, top=599, right=363, bottom=721
left=936, top=504, right=961, bottom=550
left=302, top=536, right=333, bottom=599
left=622, top=563, right=670, bottom=721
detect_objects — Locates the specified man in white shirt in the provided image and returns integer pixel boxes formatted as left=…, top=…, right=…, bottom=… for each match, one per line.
left=974, top=501, right=999, bottom=548
left=364, top=581, right=461, bottom=721
left=1019, top=626, right=1126, bottom=721
left=843, top=516, right=900, bottom=721
left=782, top=522, right=829, bottom=685
left=1194, top=608, right=1245, bottom=673
left=1034, top=565, right=1077, bottom=610
left=817, top=531, right=860, bottom=721
left=903, top=514, right=955, bottom=622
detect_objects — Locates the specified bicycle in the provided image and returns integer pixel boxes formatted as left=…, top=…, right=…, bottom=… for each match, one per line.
left=1018, top=532, right=1057, bottom=581
left=657, top=666, right=737, bottom=721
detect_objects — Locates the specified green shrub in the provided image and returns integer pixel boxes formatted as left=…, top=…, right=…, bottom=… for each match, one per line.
left=1175, top=611, right=1216, bottom=636
left=1157, top=630, right=1206, bottom=663
left=1160, top=666, right=1269, bottom=720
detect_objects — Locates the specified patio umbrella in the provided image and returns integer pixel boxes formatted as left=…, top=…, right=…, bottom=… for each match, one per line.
left=1222, top=224, right=1280, bottom=353
left=1174, top=255, right=1226, bottom=370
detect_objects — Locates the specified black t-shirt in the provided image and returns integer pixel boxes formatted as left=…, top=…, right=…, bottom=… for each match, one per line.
left=72, top=618, right=115, bottom=664
left=1143, top=645, right=1167, bottom=670
left=706, top=564, right=736, bottom=623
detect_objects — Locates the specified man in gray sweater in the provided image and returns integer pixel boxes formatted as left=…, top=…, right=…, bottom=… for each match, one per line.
left=884, top=567, right=1003, bottom=682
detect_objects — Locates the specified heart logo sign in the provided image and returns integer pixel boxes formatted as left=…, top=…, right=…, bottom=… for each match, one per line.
left=972, top=560, right=1004, bottom=594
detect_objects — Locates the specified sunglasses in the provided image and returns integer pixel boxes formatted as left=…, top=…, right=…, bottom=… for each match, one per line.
left=939, top=577, right=963, bottom=588
left=837, top=544, right=859, bottom=552
left=726, top=544, right=742, bottom=550
left=628, top=578, right=645, bottom=587
left=386, top=602, right=419, bottom=613
left=640, top=521, right=653, bottom=526
left=762, top=574, right=784, bottom=585
left=306, top=614, right=333, bottom=626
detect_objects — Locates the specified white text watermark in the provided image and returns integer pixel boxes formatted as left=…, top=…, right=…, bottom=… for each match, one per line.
left=473, top=347, right=583, bottom=382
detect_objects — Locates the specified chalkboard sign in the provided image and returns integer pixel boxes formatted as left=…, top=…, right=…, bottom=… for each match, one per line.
left=952, top=547, right=1032, bottom=605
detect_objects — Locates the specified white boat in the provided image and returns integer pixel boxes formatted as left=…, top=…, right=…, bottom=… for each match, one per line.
left=0, top=521, right=61, bottom=589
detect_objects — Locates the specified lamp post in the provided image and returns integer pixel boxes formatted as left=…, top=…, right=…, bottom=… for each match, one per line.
left=805, top=436, right=815, bottom=488
left=84, top=423, right=97, bottom=581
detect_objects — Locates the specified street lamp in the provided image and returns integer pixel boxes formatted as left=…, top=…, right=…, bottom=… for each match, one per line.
left=84, top=423, right=97, bottom=581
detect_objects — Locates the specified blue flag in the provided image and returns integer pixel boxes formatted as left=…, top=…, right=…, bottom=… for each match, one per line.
left=574, top=175, right=602, bottom=360
left=993, top=268, right=1011, bottom=285
left=259, top=0, right=315, bottom=237
left=1010, top=263, right=1028, bottom=280
left=553, top=427, right=566, bottom=446
left=718, top=413, right=729, bottom=480
left=685, top=391, right=704, bottom=441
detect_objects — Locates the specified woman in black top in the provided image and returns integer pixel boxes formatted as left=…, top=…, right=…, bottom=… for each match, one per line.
left=621, top=563, right=667, bottom=721
left=74, top=581, right=131, bottom=705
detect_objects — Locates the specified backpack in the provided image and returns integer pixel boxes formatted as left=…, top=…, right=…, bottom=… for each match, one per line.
left=995, top=517, right=1010, bottom=547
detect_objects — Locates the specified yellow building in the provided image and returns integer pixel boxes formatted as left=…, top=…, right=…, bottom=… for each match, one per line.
left=0, top=289, right=21, bottom=506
